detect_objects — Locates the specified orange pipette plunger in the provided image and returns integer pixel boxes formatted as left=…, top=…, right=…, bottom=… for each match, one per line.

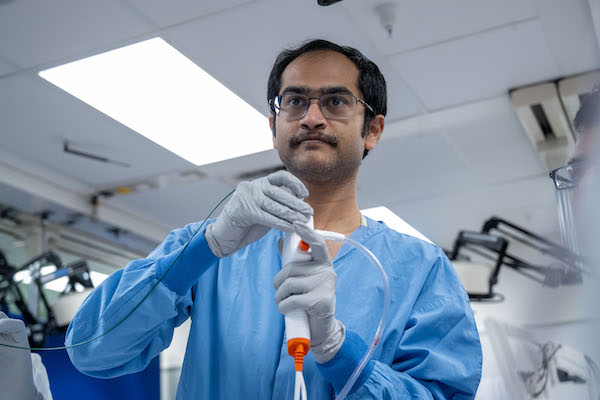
left=286, top=239, right=311, bottom=371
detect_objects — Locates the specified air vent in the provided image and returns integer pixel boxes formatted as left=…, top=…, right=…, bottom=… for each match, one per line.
left=510, top=82, right=574, bottom=171
left=558, top=70, right=600, bottom=134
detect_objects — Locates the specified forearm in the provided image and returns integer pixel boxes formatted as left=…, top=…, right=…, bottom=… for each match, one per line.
left=317, top=329, right=477, bottom=400
left=347, top=362, right=434, bottom=400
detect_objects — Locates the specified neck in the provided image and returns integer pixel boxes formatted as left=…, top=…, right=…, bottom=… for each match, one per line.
left=302, top=175, right=362, bottom=236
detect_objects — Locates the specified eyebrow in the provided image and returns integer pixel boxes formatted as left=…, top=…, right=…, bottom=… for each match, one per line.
left=281, top=86, right=355, bottom=96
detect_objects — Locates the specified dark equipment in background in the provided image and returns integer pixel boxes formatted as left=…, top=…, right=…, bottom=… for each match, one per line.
left=447, top=216, right=588, bottom=302
left=0, top=249, right=93, bottom=347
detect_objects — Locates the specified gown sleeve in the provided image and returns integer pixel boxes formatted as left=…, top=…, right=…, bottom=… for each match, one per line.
left=65, top=221, right=219, bottom=378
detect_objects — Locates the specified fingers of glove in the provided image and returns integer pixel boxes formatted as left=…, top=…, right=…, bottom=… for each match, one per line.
left=293, top=222, right=330, bottom=262
left=277, top=290, right=335, bottom=316
left=274, top=261, right=332, bottom=289
left=274, top=275, right=322, bottom=305
left=0, top=311, right=6, bottom=319
left=0, top=317, right=26, bottom=335
left=262, top=184, right=313, bottom=216
left=0, top=318, right=27, bottom=346
left=259, top=196, right=309, bottom=226
left=267, top=171, right=309, bottom=199
left=253, top=210, right=294, bottom=233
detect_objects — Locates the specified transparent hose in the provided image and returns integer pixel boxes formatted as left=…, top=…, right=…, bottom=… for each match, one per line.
left=316, top=231, right=391, bottom=400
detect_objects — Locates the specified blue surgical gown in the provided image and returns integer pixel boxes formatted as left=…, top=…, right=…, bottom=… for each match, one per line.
left=66, top=217, right=482, bottom=399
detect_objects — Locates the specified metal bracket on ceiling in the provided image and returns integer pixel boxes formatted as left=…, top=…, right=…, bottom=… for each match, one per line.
left=63, top=141, right=130, bottom=168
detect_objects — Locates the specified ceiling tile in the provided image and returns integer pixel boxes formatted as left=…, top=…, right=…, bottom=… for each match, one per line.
left=389, top=20, right=560, bottom=110
left=163, top=0, right=423, bottom=122
left=0, top=75, right=192, bottom=186
left=490, top=175, right=557, bottom=211
left=107, top=178, right=235, bottom=230
left=343, top=0, right=538, bottom=56
left=0, top=0, right=156, bottom=68
left=125, top=0, right=255, bottom=28
left=0, top=58, right=17, bottom=78
left=385, top=188, right=505, bottom=248
left=533, top=0, right=600, bottom=75
left=500, top=203, right=560, bottom=239
left=357, top=130, right=484, bottom=208
left=0, top=182, right=159, bottom=254
left=444, top=110, right=546, bottom=184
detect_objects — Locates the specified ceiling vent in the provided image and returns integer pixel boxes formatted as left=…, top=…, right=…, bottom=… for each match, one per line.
left=510, top=82, right=574, bottom=171
left=558, top=70, right=600, bottom=133
left=511, top=70, right=600, bottom=171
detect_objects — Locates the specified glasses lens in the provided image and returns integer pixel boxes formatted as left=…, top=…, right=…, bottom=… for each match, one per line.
left=322, top=93, right=355, bottom=118
left=279, top=94, right=308, bottom=118
left=554, top=162, right=587, bottom=190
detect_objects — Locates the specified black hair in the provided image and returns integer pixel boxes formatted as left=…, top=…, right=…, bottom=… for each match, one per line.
left=574, top=86, right=600, bottom=135
left=267, top=39, right=387, bottom=158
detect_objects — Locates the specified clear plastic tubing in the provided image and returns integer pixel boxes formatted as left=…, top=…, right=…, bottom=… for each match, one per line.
left=315, top=230, right=391, bottom=400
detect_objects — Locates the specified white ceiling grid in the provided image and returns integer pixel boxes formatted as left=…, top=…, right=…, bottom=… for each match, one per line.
left=0, top=0, right=597, bottom=248
left=0, top=74, right=192, bottom=187
left=443, top=111, right=546, bottom=185
left=161, top=0, right=425, bottom=120
left=389, top=20, right=560, bottom=110
left=342, top=0, right=538, bottom=56
left=124, top=0, right=256, bottom=28
left=0, top=0, right=156, bottom=69
left=0, top=57, right=17, bottom=78
left=532, top=0, right=600, bottom=75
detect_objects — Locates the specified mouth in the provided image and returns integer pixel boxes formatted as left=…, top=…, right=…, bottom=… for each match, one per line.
left=301, top=138, right=328, bottom=144
left=290, top=133, right=338, bottom=149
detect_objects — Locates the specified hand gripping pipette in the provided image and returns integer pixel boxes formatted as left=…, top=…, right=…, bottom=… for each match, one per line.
left=281, top=216, right=314, bottom=400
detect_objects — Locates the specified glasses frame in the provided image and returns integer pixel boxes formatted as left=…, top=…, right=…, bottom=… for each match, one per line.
left=269, top=92, right=375, bottom=120
left=549, top=159, right=588, bottom=190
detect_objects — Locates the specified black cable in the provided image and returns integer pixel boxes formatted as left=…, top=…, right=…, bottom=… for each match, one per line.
left=530, top=342, right=562, bottom=398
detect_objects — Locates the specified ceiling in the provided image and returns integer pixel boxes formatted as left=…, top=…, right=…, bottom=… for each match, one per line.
left=0, top=0, right=598, bottom=251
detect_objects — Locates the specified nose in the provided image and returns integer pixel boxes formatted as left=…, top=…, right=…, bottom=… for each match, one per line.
left=299, top=99, right=327, bottom=130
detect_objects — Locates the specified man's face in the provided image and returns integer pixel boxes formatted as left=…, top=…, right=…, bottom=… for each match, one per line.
left=270, top=50, right=379, bottom=184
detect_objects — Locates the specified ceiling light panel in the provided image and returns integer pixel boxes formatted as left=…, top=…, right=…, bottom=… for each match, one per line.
left=39, top=37, right=273, bottom=166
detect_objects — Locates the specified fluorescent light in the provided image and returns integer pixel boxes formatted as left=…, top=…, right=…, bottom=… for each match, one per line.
left=361, top=206, right=433, bottom=244
left=90, top=271, right=109, bottom=287
left=39, top=37, right=273, bottom=166
left=14, top=267, right=110, bottom=292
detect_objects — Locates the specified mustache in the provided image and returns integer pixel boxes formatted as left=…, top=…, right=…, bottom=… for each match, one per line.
left=289, top=131, right=338, bottom=148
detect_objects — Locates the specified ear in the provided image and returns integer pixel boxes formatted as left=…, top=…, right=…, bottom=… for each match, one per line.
left=269, top=114, right=278, bottom=149
left=364, top=114, right=384, bottom=152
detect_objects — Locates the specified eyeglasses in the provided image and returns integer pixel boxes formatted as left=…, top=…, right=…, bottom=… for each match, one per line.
left=269, top=93, right=374, bottom=120
left=549, top=159, right=589, bottom=190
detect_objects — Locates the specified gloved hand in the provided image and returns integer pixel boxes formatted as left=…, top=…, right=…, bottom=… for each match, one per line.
left=0, top=312, right=44, bottom=400
left=205, top=171, right=313, bottom=258
left=274, top=222, right=346, bottom=364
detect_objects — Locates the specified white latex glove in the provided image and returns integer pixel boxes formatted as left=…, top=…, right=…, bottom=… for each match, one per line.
left=205, top=171, right=313, bottom=258
left=274, top=222, right=346, bottom=364
left=0, top=312, right=44, bottom=400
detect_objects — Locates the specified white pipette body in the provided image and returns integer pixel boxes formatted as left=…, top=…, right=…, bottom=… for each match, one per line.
left=282, top=216, right=314, bottom=345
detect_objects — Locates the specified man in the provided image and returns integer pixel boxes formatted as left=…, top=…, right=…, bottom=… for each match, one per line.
left=549, top=87, right=599, bottom=252
left=67, top=40, right=482, bottom=399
